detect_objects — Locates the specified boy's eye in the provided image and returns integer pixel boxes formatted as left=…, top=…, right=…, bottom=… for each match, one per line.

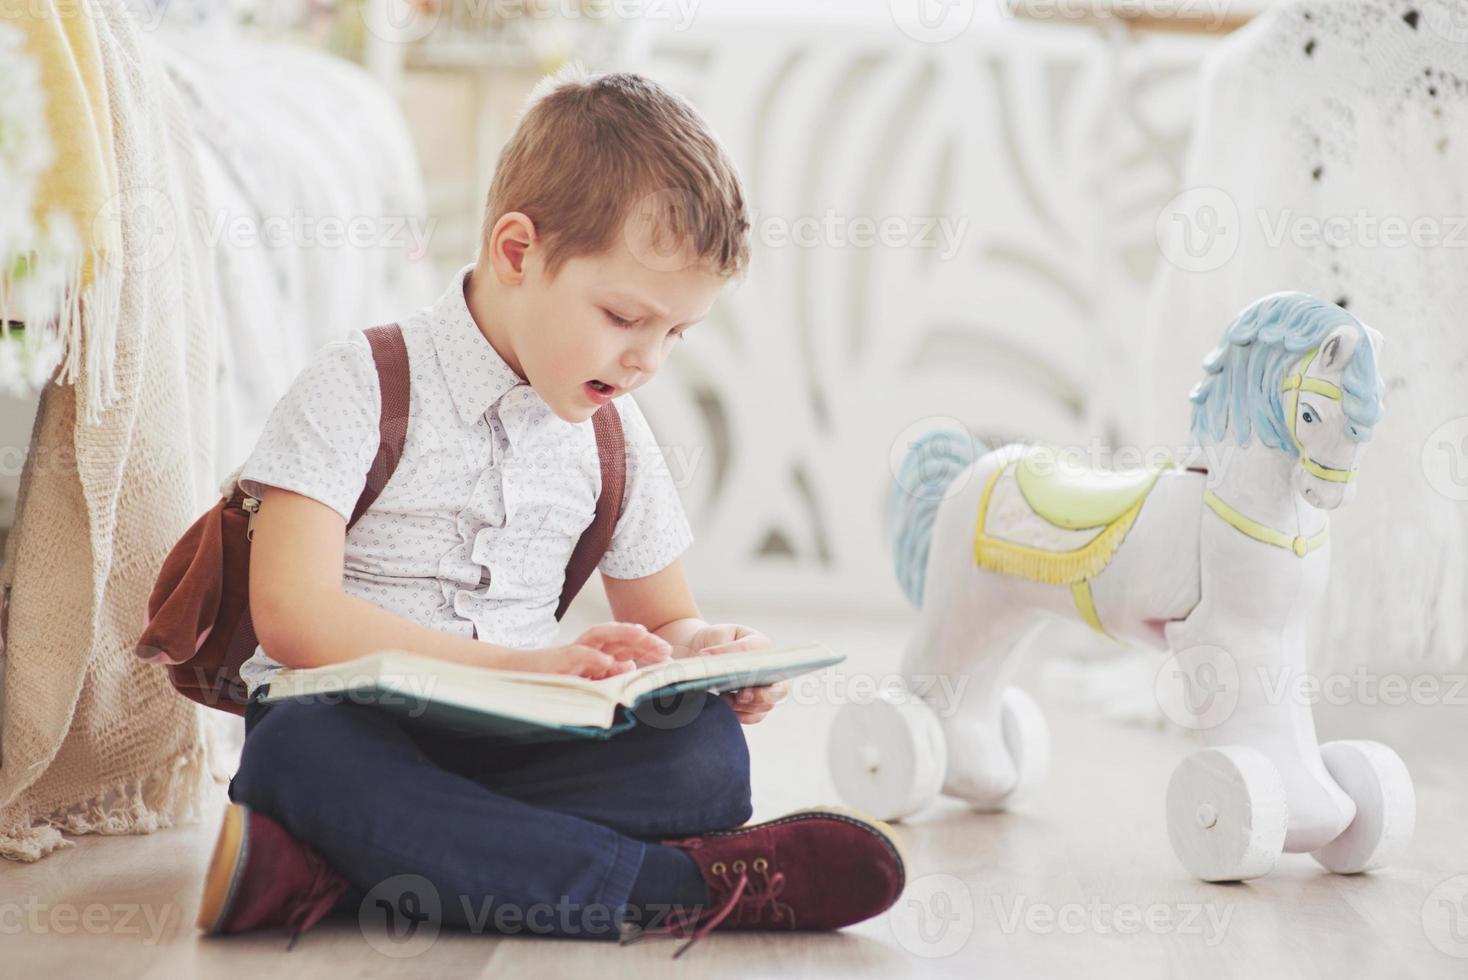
left=602, top=308, right=637, bottom=328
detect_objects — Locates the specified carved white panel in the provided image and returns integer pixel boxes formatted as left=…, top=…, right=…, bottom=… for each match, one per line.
left=625, top=16, right=1213, bottom=613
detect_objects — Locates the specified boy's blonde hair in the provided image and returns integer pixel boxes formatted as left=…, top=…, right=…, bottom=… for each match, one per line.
left=483, top=67, right=750, bottom=279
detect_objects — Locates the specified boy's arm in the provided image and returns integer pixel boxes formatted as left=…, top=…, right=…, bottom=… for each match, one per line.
left=250, top=486, right=659, bottom=678
left=601, top=559, right=702, bottom=655
left=602, top=560, right=788, bottom=724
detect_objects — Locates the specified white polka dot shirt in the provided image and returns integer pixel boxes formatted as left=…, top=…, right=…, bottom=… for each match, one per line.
left=236, top=263, right=694, bottom=695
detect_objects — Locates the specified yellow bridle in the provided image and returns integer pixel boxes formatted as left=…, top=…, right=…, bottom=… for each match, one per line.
left=1280, top=346, right=1357, bottom=484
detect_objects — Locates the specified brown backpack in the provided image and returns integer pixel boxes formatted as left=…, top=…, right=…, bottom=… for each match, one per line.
left=135, top=323, right=626, bottom=715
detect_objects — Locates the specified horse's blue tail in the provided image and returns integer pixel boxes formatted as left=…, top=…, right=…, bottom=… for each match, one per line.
left=889, top=429, right=982, bottom=607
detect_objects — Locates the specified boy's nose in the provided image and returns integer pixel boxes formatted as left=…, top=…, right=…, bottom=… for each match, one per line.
left=623, top=339, right=664, bottom=377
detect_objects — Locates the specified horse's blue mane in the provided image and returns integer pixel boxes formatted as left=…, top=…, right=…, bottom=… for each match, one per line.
left=1189, top=292, right=1383, bottom=451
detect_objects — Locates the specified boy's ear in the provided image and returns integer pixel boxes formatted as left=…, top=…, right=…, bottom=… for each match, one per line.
left=489, top=212, right=538, bottom=284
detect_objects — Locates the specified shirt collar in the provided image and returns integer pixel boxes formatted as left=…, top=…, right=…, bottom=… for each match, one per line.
left=428, top=263, right=527, bottom=427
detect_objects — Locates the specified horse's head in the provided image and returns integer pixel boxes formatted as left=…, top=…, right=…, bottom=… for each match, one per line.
left=1281, top=323, right=1385, bottom=508
left=1189, top=292, right=1386, bottom=511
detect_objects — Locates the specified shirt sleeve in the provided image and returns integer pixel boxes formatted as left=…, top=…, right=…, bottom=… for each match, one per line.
left=598, top=394, right=695, bottom=580
left=238, top=335, right=381, bottom=524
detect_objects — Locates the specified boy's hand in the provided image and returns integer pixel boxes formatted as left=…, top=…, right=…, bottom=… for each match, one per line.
left=685, top=624, right=789, bottom=725
left=511, top=623, right=672, bottom=680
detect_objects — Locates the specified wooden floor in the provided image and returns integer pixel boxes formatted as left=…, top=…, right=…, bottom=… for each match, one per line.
left=5, top=610, right=1466, bottom=978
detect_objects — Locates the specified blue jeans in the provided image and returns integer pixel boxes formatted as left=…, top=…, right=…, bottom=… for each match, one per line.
left=228, top=689, right=753, bottom=939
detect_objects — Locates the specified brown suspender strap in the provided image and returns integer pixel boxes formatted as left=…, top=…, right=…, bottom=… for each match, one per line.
left=350, top=324, right=410, bottom=530
left=555, top=402, right=626, bottom=621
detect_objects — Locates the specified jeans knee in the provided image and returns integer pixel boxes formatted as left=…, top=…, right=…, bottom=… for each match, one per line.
left=229, top=699, right=350, bottom=812
left=655, top=694, right=752, bottom=823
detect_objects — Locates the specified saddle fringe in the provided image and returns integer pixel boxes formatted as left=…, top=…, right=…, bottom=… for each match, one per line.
left=973, top=462, right=1146, bottom=586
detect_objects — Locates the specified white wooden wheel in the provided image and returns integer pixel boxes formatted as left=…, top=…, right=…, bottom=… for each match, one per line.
left=827, top=690, right=947, bottom=822
left=1309, top=740, right=1415, bottom=875
left=1166, top=746, right=1288, bottom=882
left=968, top=686, right=1052, bottom=813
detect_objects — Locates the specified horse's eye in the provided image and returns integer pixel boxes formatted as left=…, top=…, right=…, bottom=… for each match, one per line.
left=1303, top=410, right=1316, bottom=424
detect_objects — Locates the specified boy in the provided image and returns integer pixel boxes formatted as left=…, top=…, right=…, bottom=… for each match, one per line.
left=198, top=69, right=905, bottom=955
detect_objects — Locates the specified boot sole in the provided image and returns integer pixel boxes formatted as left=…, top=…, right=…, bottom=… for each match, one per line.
left=197, top=802, right=250, bottom=934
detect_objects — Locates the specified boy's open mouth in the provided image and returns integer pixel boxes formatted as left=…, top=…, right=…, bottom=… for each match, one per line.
left=588, top=380, right=615, bottom=394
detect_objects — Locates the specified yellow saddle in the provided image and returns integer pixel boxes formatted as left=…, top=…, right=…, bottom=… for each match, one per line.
left=973, top=446, right=1175, bottom=638
left=1014, top=450, right=1170, bottom=530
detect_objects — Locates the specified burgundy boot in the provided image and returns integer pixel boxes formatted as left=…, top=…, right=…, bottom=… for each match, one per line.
left=626, top=806, right=908, bottom=957
left=197, top=802, right=352, bottom=947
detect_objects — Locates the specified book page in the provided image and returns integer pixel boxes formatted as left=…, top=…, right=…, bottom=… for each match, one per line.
left=616, top=643, right=837, bottom=705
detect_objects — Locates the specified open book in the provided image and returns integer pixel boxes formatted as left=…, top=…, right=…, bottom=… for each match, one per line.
left=257, top=643, right=843, bottom=741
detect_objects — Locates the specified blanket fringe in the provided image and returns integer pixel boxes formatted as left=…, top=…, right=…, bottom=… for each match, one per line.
left=0, top=731, right=214, bottom=863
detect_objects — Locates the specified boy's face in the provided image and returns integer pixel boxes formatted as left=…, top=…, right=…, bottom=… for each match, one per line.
left=500, top=219, right=727, bottom=424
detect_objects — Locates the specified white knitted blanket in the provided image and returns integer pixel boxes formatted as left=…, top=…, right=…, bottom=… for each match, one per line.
left=1143, top=0, right=1468, bottom=671
left=0, top=0, right=219, bottom=861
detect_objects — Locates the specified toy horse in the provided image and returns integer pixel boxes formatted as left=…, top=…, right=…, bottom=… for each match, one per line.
left=828, top=292, right=1414, bottom=881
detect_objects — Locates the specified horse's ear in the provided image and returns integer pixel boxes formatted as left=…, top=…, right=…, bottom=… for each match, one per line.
left=1365, top=324, right=1385, bottom=358
left=1319, top=325, right=1361, bottom=371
